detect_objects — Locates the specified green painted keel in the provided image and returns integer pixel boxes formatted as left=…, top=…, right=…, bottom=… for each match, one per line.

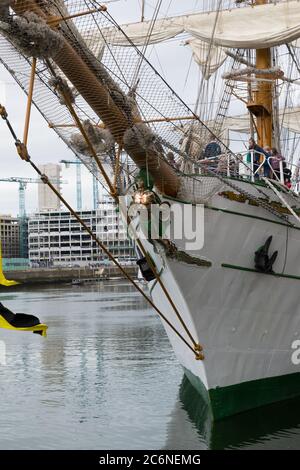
left=184, top=368, right=300, bottom=421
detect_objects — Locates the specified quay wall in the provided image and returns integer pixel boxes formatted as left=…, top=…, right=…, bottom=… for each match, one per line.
left=3, top=266, right=138, bottom=285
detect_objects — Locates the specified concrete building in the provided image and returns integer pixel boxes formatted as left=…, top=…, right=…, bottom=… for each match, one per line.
left=28, top=201, right=135, bottom=267
left=19, top=217, right=29, bottom=259
left=38, top=163, right=62, bottom=211
left=0, top=215, right=20, bottom=258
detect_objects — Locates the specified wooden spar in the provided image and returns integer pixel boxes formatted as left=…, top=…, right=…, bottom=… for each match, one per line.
left=247, top=0, right=273, bottom=147
left=141, top=116, right=198, bottom=124
left=11, top=1, right=180, bottom=197
left=47, top=6, right=107, bottom=26
left=48, top=115, right=199, bottom=128
left=23, top=57, right=36, bottom=146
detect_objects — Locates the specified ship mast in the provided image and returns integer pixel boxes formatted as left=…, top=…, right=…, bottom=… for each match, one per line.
left=247, top=0, right=273, bottom=147
left=141, top=0, right=145, bottom=22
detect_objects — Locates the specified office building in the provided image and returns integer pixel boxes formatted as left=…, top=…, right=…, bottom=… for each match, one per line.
left=28, top=201, right=134, bottom=267
left=0, top=215, right=20, bottom=258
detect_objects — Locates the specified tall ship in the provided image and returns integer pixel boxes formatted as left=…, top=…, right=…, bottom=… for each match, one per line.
left=1, top=0, right=300, bottom=419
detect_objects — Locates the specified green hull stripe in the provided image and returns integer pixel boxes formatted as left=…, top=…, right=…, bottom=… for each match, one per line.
left=164, top=195, right=297, bottom=230
left=221, top=263, right=300, bottom=281
left=209, top=205, right=295, bottom=229
left=184, top=368, right=300, bottom=421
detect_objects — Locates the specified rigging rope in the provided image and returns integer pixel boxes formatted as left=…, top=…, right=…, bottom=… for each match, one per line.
left=131, top=0, right=163, bottom=88
left=45, top=56, right=202, bottom=352
left=87, top=6, right=299, bottom=224
left=0, top=103, right=204, bottom=361
left=2, top=3, right=295, bottom=234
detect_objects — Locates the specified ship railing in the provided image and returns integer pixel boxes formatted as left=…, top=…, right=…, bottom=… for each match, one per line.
left=236, top=150, right=267, bottom=182
left=266, top=156, right=285, bottom=185
left=265, top=157, right=300, bottom=194
left=197, top=154, right=241, bottom=178
left=228, top=152, right=300, bottom=194
left=198, top=150, right=266, bottom=182
left=186, top=152, right=300, bottom=194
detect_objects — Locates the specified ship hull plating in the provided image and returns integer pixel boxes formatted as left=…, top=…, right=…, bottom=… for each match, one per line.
left=135, top=181, right=300, bottom=419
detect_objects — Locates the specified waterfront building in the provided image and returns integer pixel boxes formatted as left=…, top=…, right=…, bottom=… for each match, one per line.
left=38, top=163, right=62, bottom=211
left=2, top=258, right=30, bottom=271
left=28, top=201, right=135, bottom=267
left=19, top=217, right=29, bottom=259
left=0, top=215, right=20, bottom=258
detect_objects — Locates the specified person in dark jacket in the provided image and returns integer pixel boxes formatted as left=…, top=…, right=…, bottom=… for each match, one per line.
left=202, top=135, right=222, bottom=159
left=247, top=137, right=269, bottom=179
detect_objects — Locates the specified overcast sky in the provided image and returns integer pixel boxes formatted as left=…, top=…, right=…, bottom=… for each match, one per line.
left=0, top=0, right=232, bottom=216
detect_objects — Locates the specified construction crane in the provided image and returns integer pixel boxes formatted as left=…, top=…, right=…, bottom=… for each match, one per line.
left=0, top=176, right=66, bottom=217
left=0, top=176, right=66, bottom=259
left=60, top=159, right=99, bottom=211
left=60, top=158, right=82, bottom=211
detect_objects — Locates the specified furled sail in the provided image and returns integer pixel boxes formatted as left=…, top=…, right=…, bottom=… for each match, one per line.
left=213, top=108, right=300, bottom=135
left=185, top=39, right=227, bottom=79
left=89, top=25, right=227, bottom=78
left=96, top=1, right=300, bottom=78
left=102, top=1, right=300, bottom=49
left=101, top=17, right=184, bottom=47
left=185, top=1, right=300, bottom=49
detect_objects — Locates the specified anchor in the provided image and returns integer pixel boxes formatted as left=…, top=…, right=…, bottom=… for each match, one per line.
left=254, top=236, right=278, bottom=274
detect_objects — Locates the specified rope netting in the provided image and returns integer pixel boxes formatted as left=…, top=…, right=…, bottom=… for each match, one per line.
left=0, top=0, right=298, bottom=218
left=0, top=1, right=232, bottom=195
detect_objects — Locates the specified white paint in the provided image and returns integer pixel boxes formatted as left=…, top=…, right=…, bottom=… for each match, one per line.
left=132, top=178, right=300, bottom=398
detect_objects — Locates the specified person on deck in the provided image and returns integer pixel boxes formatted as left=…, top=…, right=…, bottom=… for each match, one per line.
left=263, top=145, right=272, bottom=178
left=284, top=171, right=292, bottom=189
left=269, top=147, right=285, bottom=181
left=202, top=135, right=222, bottom=159
left=247, top=137, right=269, bottom=179
left=166, top=152, right=180, bottom=171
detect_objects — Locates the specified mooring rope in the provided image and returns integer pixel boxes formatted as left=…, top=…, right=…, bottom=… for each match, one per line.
left=0, top=104, right=204, bottom=361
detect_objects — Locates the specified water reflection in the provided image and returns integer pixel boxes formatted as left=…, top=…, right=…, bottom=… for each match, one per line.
left=166, top=376, right=300, bottom=450
left=0, top=282, right=182, bottom=449
left=1, top=282, right=300, bottom=449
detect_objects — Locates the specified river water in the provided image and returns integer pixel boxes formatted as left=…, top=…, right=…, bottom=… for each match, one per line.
left=0, top=282, right=300, bottom=450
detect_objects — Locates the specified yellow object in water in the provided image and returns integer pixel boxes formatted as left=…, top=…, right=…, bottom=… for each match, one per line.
left=0, top=243, right=19, bottom=287
left=0, top=314, right=48, bottom=337
left=0, top=302, right=48, bottom=337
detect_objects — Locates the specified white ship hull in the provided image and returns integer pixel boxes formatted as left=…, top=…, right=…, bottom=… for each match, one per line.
left=133, top=177, right=300, bottom=419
